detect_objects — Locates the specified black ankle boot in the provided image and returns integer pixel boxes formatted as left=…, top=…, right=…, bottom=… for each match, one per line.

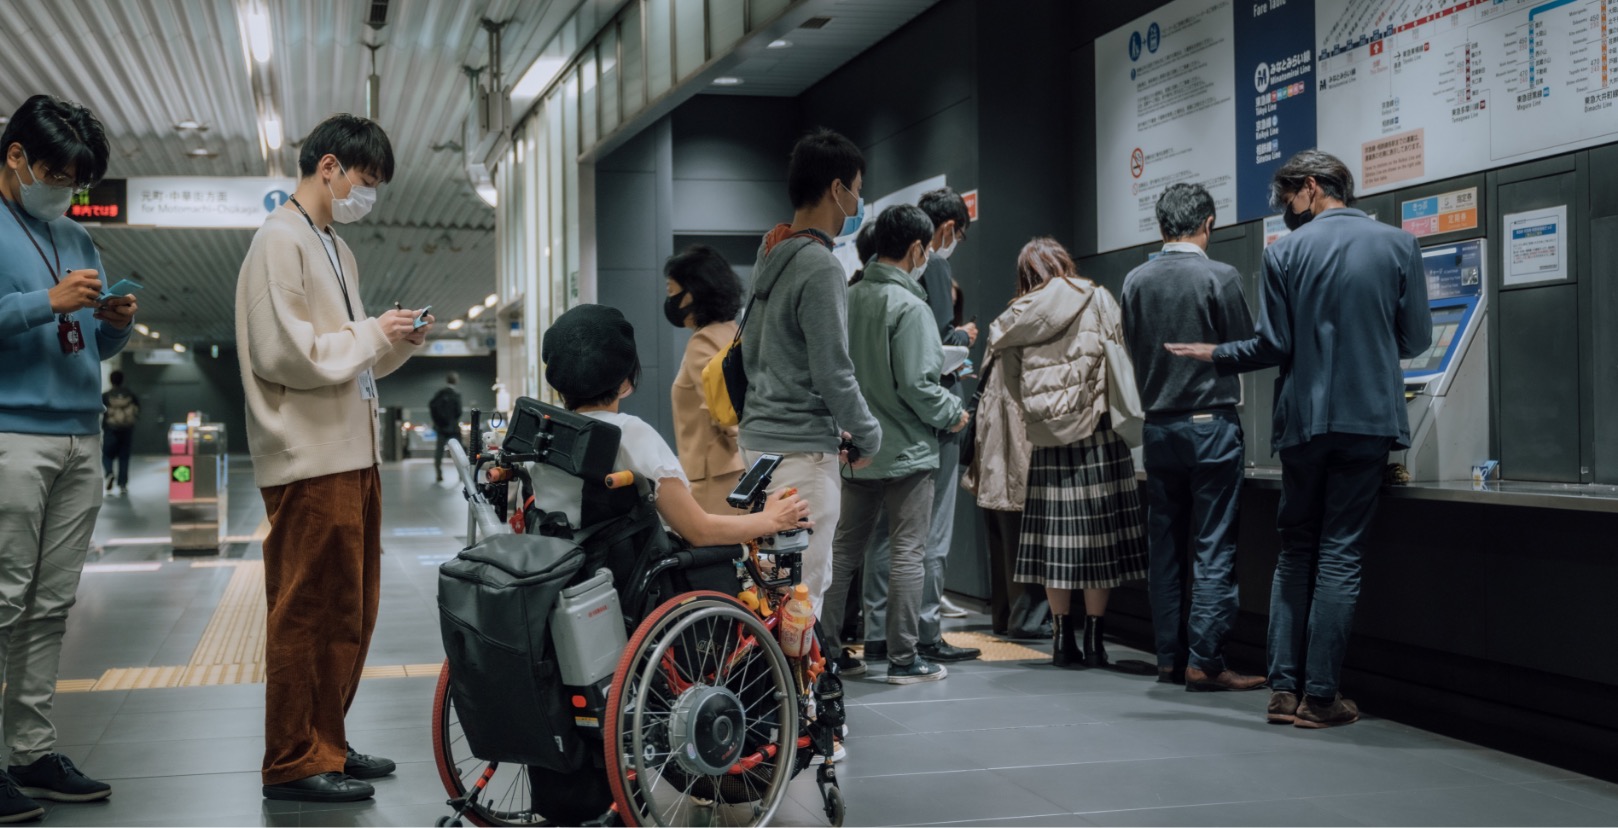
left=1051, top=614, right=1086, bottom=668
left=1084, top=615, right=1110, bottom=668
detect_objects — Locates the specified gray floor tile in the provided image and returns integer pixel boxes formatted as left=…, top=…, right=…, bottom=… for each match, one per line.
left=843, top=704, right=914, bottom=738
left=866, top=694, right=1104, bottom=734
left=920, top=814, right=1100, bottom=827
left=293, top=803, right=450, bottom=827
left=339, top=726, right=436, bottom=766
left=828, top=769, right=1068, bottom=826
left=1422, top=746, right=1587, bottom=784
left=836, top=731, right=982, bottom=779
left=994, top=757, right=1261, bottom=813
left=843, top=671, right=1025, bottom=705
left=1206, top=748, right=1497, bottom=799
left=100, top=706, right=265, bottom=744
left=945, top=722, right=1195, bottom=769
left=82, top=735, right=266, bottom=779
left=119, top=684, right=267, bottom=714
left=53, top=714, right=116, bottom=747
left=1312, top=783, right=1617, bottom=826
left=1522, top=779, right=1618, bottom=816
left=34, top=770, right=284, bottom=826
left=1077, top=797, right=1365, bottom=827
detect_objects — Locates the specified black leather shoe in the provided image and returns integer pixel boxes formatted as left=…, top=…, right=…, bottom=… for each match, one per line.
left=263, top=772, right=374, bottom=803
left=344, top=744, right=396, bottom=780
left=918, top=641, right=981, bottom=662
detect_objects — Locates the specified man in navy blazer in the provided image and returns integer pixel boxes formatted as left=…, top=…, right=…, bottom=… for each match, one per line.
left=1168, top=149, right=1431, bottom=729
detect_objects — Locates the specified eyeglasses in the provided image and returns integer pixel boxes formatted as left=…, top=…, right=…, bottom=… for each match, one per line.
left=33, top=168, right=88, bottom=195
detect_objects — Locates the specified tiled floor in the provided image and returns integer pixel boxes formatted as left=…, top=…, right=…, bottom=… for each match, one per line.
left=32, top=456, right=1618, bottom=826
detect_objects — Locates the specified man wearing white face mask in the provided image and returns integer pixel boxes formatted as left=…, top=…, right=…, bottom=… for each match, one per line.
left=821, top=204, right=968, bottom=683
left=235, top=114, right=432, bottom=804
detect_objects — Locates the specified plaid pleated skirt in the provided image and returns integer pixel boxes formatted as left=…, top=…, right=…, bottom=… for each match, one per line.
left=1015, top=428, right=1149, bottom=590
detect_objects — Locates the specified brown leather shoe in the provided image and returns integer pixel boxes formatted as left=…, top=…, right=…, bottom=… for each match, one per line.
left=1185, top=666, right=1267, bottom=692
left=1266, top=691, right=1300, bottom=724
left=1294, top=693, right=1360, bottom=728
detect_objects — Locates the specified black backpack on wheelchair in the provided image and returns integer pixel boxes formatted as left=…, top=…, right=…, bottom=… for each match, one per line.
left=436, top=398, right=747, bottom=823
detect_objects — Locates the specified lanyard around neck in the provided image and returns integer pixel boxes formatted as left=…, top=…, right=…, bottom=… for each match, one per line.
left=288, top=197, right=356, bottom=322
left=2, top=193, right=70, bottom=323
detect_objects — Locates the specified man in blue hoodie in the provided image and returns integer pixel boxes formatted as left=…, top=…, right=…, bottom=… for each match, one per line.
left=0, top=95, right=133, bottom=819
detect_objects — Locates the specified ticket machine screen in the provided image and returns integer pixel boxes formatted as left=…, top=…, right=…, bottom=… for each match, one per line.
left=1401, top=306, right=1467, bottom=375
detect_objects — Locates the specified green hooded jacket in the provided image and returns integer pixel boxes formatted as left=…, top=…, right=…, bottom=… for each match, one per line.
left=845, top=260, right=966, bottom=479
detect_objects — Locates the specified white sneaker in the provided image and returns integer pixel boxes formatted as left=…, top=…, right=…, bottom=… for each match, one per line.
left=939, top=595, right=969, bottom=618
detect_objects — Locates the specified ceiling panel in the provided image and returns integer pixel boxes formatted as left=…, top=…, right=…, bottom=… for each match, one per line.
left=706, top=0, right=941, bottom=97
left=0, top=0, right=582, bottom=344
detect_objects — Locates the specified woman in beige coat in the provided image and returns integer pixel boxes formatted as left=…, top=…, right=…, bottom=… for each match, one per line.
left=988, top=237, right=1149, bottom=669
left=664, top=246, right=746, bottom=513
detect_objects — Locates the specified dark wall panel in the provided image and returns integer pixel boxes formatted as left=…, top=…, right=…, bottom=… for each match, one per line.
left=1592, top=216, right=1618, bottom=483
left=1497, top=284, right=1581, bottom=481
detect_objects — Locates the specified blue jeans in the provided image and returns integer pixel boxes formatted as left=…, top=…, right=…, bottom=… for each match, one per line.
left=1143, top=412, right=1244, bottom=673
left=1269, top=433, right=1393, bottom=699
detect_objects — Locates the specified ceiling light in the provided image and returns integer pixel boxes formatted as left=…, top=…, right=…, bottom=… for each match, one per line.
left=512, top=56, right=568, bottom=102
left=468, top=305, right=484, bottom=319
left=148, top=330, right=161, bottom=338
left=711, top=77, right=744, bottom=86
left=245, top=5, right=273, bottom=63
left=187, top=147, right=218, bottom=158
left=263, top=113, right=283, bottom=150
left=173, top=343, right=187, bottom=353
left=448, top=319, right=465, bottom=331
left=768, top=39, right=792, bottom=49
left=484, top=294, right=498, bottom=308
left=475, top=182, right=497, bottom=207
left=174, top=120, right=201, bottom=131
left=134, top=323, right=150, bottom=335
left=799, top=16, right=832, bottom=29
left=0, top=117, right=8, bottom=126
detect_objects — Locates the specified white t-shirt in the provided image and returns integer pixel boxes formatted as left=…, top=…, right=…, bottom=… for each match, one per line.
left=530, top=410, right=689, bottom=529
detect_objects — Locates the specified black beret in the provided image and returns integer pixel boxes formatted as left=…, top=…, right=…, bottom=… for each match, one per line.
left=542, top=304, right=638, bottom=399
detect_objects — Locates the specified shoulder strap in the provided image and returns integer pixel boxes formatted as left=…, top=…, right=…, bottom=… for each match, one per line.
left=732, top=233, right=825, bottom=343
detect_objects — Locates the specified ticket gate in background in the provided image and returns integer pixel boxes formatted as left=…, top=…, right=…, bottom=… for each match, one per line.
left=169, top=414, right=228, bottom=553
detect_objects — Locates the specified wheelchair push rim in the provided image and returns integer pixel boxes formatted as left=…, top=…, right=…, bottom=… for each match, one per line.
left=604, top=591, right=799, bottom=827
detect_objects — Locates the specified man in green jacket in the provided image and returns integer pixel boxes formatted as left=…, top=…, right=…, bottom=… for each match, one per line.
left=820, top=204, right=969, bottom=685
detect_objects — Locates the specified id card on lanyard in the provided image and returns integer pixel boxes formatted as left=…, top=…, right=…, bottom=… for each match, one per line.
left=290, top=197, right=376, bottom=402
left=3, top=194, right=84, bottom=355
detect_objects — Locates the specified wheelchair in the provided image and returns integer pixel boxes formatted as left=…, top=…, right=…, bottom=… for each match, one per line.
left=431, top=399, right=847, bottom=827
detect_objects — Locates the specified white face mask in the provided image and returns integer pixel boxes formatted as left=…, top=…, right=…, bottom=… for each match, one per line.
left=936, top=227, right=959, bottom=260
left=13, top=150, right=74, bottom=221
left=908, top=247, right=931, bottom=280
left=329, top=163, right=377, bottom=223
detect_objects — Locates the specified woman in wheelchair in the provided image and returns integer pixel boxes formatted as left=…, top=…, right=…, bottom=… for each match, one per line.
left=535, top=303, right=811, bottom=545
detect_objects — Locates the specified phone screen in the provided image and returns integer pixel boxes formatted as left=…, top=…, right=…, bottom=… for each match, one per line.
left=727, top=453, right=782, bottom=508
left=100, top=279, right=145, bottom=300
left=413, top=305, right=433, bottom=329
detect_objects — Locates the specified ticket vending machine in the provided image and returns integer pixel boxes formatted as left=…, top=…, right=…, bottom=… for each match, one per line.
left=169, top=413, right=229, bottom=553
left=1395, top=239, right=1490, bottom=482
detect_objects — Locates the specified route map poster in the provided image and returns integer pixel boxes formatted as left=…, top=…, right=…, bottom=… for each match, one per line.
left=1095, top=0, right=1618, bottom=253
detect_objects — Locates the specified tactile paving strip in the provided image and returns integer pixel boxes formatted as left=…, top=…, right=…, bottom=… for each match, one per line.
left=941, top=631, right=1049, bottom=662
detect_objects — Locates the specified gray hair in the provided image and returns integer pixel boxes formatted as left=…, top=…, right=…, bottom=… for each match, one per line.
left=1155, top=183, right=1217, bottom=240
left=1269, top=149, right=1355, bottom=210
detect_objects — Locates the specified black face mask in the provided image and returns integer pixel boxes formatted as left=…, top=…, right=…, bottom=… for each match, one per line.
left=664, top=292, right=690, bottom=327
left=1282, top=204, right=1314, bottom=231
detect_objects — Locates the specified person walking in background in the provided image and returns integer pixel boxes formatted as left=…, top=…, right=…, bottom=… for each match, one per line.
left=1122, top=183, right=1264, bottom=692
left=429, top=373, right=463, bottom=483
left=664, top=245, right=747, bottom=514
left=1167, top=150, right=1430, bottom=727
left=990, top=237, right=1149, bottom=670
left=739, top=127, right=881, bottom=619
left=102, top=370, right=140, bottom=496
left=236, top=114, right=432, bottom=802
left=819, top=204, right=968, bottom=684
left=0, top=93, right=131, bottom=819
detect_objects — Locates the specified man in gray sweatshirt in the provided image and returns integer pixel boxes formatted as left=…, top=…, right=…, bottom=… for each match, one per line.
left=740, top=128, right=881, bottom=618
left=1121, top=183, right=1264, bottom=694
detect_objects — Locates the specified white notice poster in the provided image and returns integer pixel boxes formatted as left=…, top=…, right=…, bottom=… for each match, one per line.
left=1503, top=205, right=1569, bottom=287
left=1095, top=0, right=1237, bottom=252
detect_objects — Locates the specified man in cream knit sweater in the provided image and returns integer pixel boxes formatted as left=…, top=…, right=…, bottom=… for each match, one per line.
left=235, top=114, right=432, bottom=804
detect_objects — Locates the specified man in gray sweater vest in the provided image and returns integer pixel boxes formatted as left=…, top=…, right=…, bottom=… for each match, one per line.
left=1122, top=183, right=1264, bottom=694
left=740, top=128, right=881, bottom=619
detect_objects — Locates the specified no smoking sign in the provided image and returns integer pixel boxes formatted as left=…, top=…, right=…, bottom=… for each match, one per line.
left=1130, top=148, right=1145, bottom=179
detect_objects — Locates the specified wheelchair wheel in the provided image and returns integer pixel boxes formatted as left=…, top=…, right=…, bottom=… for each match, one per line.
left=431, top=661, right=539, bottom=826
left=604, top=592, right=799, bottom=827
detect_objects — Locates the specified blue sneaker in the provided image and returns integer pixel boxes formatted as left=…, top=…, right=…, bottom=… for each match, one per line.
left=886, top=657, right=947, bottom=685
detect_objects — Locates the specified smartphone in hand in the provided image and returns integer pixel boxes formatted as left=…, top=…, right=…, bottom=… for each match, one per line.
left=413, top=305, right=433, bottom=329
left=100, top=279, right=145, bottom=301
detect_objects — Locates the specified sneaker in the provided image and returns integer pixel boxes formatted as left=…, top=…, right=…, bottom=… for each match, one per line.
left=1294, top=693, right=1360, bottom=729
left=104, top=475, right=114, bottom=492
left=344, top=744, right=396, bottom=780
left=918, top=641, right=981, bottom=662
left=862, top=640, right=887, bottom=662
left=886, top=657, right=947, bottom=685
left=0, top=773, right=42, bottom=823
left=810, top=740, right=848, bottom=765
left=1266, top=691, right=1300, bottom=725
left=832, top=652, right=866, bottom=677
left=118, top=486, right=128, bottom=496
left=939, top=595, right=970, bottom=618
left=8, top=754, right=110, bottom=803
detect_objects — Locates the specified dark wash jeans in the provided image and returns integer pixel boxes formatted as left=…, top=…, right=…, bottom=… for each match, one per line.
left=1269, top=432, right=1393, bottom=699
left=1143, top=412, right=1244, bottom=673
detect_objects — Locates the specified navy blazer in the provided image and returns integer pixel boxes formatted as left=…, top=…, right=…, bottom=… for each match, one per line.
left=1212, top=208, right=1432, bottom=453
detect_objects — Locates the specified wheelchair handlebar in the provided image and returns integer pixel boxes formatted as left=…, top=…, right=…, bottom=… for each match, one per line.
left=448, top=439, right=511, bottom=545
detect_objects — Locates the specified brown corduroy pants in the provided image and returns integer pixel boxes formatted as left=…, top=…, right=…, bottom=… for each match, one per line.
left=259, top=467, right=383, bottom=786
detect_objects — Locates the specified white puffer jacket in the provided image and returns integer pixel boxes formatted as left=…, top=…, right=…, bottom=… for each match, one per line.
left=987, top=276, right=1120, bottom=448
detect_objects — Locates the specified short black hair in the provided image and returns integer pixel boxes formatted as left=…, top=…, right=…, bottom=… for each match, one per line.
left=446, top=372, right=458, bottom=385
left=787, top=128, right=864, bottom=210
left=110, top=370, right=125, bottom=386
left=872, top=204, right=934, bottom=261
left=298, top=114, right=396, bottom=183
left=1, top=95, right=110, bottom=189
left=1271, top=149, right=1355, bottom=209
left=918, top=187, right=971, bottom=237
left=664, top=245, right=744, bottom=327
left=1155, top=183, right=1217, bottom=239
left=561, top=354, right=640, bottom=411
left=849, top=222, right=878, bottom=285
